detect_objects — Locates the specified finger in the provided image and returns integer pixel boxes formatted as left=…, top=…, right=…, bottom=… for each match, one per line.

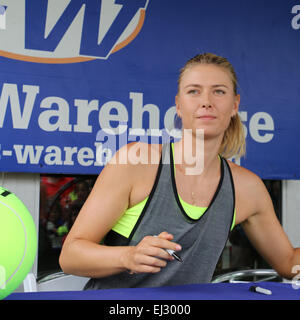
left=140, top=235, right=176, bottom=252
left=134, top=242, right=174, bottom=265
left=157, top=231, right=174, bottom=240
left=145, top=255, right=168, bottom=268
left=128, top=254, right=167, bottom=274
left=128, top=264, right=161, bottom=274
left=135, top=264, right=162, bottom=274
left=146, top=246, right=174, bottom=261
left=136, top=257, right=168, bottom=274
left=152, top=237, right=182, bottom=252
left=135, top=248, right=170, bottom=266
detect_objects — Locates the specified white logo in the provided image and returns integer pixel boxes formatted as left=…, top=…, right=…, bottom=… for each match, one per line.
left=291, top=5, right=300, bottom=30
left=0, top=5, right=6, bottom=30
left=0, top=0, right=149, bottom=63
left=291, top=265, right=300, bottom=290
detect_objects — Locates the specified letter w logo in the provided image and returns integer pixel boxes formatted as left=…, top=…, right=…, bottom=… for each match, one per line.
left=25, top=0, right=148, bottom=60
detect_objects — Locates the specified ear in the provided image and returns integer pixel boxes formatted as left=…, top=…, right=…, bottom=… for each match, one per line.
left=231, top=94, right=240, bottom=117
left=175, top=95, right=182, bottom=118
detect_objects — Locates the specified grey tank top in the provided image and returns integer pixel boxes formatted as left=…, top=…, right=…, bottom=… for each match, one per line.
left=84, top=142, right=235, bottom=289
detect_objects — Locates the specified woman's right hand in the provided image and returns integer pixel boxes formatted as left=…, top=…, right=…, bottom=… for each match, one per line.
left=121, top=231, right=182, bottom=274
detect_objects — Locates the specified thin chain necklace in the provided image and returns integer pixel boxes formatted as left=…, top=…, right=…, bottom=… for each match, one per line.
left=173, top=142, right=220, bottom=206
left=176, top=164, right=205, bottom=205
left=176, top=159, right=219, bottom=206
left=191, top=191, right=197, bottom=205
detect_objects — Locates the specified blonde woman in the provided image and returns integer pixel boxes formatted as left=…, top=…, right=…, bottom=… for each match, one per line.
left=59, top=53, right=300, bottom=289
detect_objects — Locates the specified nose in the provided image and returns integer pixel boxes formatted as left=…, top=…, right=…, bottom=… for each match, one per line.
left=201, top=91, right=212, bottom=108
left=202, top=103, right=211, bottom=109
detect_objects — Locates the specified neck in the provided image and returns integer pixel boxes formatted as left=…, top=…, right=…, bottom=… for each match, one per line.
left=173, top=129, right=223, bottom=176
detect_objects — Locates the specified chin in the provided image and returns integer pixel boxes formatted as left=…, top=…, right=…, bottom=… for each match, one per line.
left=186, top=127, right=224, bottom=140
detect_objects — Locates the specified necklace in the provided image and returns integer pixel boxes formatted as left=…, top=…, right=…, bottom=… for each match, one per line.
left=190, top=190, right=206, bottom=206
left=176, top=164, right=204, bottom=205
left=191, top=191, right=196, bottom=205
left=174, top=143, right=220, bottom=207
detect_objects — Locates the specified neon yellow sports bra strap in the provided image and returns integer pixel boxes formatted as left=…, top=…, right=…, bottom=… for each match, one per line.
left=112, top=197, right=148, bottom=238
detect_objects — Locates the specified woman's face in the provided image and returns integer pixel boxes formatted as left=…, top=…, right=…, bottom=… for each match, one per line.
left=176, top=64, right=240, bottom=139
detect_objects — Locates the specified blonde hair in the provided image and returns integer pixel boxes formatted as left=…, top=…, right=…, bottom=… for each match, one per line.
left=177, top=53, right=246, bottom=159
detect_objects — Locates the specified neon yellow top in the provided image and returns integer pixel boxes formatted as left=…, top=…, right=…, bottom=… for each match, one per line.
left=112, top=143, right=236, bottom=238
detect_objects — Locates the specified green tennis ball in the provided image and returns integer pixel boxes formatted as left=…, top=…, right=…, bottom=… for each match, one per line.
left=0, top=187, right=37, bottom=300
left=57, top=225, right=68, bottom=236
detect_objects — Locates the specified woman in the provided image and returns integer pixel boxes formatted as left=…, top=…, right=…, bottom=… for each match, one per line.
left=59, top=53, right=300, bottom=289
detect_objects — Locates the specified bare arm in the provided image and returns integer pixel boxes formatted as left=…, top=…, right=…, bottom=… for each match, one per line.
left=236, top=169, right=300, bottom=279
left=59, top=144, right=181, bottom=278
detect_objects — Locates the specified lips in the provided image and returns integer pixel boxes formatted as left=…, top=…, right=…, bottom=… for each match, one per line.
left=195, top=115, right=216, bottom=119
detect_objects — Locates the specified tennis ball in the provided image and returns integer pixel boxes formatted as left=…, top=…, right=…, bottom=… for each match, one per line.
left=57, top=225, right=68, bottom=236
left=0, top=187, right=37, bottom=300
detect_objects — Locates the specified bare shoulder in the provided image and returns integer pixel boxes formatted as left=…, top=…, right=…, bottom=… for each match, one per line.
left=105, top=142, right=162, bottom=206
left=65, top=142, right=162, bottom=244
left=105, top=141, right=160, bottom=170
left=226, top=160, right=271, bottom=224
left=226, top=160, right=265, bottom=190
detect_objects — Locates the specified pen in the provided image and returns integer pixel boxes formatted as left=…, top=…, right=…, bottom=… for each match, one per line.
left=249, top=285, right=272, bottom=295
left=165, top=249, right=183, bottom=262
left=154, top=235, right=183, bottom=262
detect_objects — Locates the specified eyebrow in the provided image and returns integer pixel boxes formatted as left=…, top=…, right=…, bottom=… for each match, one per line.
left=184, top=84, right=229, bottom=89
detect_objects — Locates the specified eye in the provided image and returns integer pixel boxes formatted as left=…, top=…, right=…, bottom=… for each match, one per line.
left=214, top=89, right=226, bottom=96
left=187, top=89, right=199, bottom=95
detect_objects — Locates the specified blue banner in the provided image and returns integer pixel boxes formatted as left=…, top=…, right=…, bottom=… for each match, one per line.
left=0, top=0, right=299, bottom=179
